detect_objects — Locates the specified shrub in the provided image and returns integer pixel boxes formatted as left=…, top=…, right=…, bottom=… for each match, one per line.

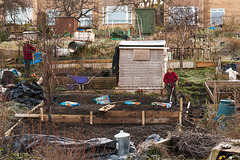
left=0, top=31, right=9, bottom=41
left=111, top=28, right=124, bottom=38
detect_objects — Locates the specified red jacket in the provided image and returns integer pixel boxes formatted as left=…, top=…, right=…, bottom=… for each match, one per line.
left=163, top=72, right=178, bottom=85
left=23, top=44, right=36, bottom=60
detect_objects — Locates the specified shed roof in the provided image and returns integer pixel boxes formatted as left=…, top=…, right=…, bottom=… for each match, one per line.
left=119, top=40, right=166, bottom=47
left=119, top=40, right=167, bottom=49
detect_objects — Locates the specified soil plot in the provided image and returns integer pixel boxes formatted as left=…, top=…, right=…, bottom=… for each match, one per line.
left=13, top=93, right=180, bottom=145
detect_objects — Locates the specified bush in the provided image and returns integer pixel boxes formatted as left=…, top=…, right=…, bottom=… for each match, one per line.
left=111, top=28, right=124, bottom=38
left=0, top=31, right=9, bottom=41
left=95, top=29, right=105, bottom=38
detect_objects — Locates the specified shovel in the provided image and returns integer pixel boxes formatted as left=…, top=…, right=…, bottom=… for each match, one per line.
left=168, top=85, right=176, bottom=108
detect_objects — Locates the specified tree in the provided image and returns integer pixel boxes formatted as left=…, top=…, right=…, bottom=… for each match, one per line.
left=36, top=12, right=59, bottom=125
left=52, top=0, right=99, bottom=27
left=0, top=0, right=32, bottom=38
left=165, top=0, right=201, bottom=69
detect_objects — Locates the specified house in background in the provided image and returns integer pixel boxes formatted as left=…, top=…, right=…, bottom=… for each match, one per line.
left=164, top=0, right=204, bottom=27
left=204, top=0, right=240, bottom=27
left=101, top=0, right=135, bottom=30
left=165, top=0, right=240, bottom=27
left=31, top=0, right=135, bottom=31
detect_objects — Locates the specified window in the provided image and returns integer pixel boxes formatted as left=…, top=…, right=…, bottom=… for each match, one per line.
left=46, top=10, right=59, bottom=25
left=104, top=6, right=132, bottom=24
left=79, top=9, right=92, bottom=26
left=211, top=9, right=225, bottom=26
left=169, top=6, right=199, bottom=25
left=6, top=7, right=33, bottom=24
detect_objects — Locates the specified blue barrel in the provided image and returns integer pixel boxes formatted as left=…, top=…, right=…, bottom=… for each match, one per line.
left=217, top=99, right=235, bottom=116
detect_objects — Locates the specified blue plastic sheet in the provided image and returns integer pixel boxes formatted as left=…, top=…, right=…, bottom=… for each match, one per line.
left=93, top=95, right=111, bottom=104
left=59, top=101, right=80, bottom=106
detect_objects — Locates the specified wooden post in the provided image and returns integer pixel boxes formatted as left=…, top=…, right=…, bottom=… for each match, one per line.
left=5, top=101, right=44, bottom=137
left=214, top=82, right=217, bottom=109
left=179, top=97, right=183, bottom=131
left=234, top=89, right=237, bottom=102
left=90, top=111, right=93, bottom=125
left=40, top=107, right=44, bottom=121
left=142, top=111, right=145, bottom=126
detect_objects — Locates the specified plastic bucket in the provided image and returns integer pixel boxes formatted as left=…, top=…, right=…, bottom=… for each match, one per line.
left=217, top=99, right=235, bottom=116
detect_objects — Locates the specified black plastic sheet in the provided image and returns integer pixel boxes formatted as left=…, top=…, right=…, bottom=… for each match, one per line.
left=222, top=63, right=237, bottom=72
left=4, top=81, right=44, bottom=106
left=0, top=134, right=116, bottom=158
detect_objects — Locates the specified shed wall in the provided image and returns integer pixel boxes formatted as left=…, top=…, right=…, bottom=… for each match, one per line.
left=55, top=17, right=79, bottom=35
left=119, top=49, right=164, bottom=89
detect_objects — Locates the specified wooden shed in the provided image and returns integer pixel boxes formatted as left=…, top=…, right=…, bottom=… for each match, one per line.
left=55, top=17, right=79, bottom=35
left=116, top=40, right=169, bottom=94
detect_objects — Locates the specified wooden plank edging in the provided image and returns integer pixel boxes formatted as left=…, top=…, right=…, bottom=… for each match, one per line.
left=5, top=101, right=44, bottom=137
left=15, top=110, right=179, bottom=124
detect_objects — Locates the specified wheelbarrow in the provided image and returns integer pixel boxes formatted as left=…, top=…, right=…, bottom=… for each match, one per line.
left=67, top=75, right=95, bottom=90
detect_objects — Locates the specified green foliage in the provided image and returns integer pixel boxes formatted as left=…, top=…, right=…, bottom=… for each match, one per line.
left=18, top=55, right=24, bottom=64
left=214, top=31, right=221, bottom=37
left=175, top=67, right=216, bottom=85
left=0, top=31, right=9, bottom=41
left=224, top=32, right=235, bottom=38
left=111, top=28, right=124, bottom=38
left=62, top=31, right=72, bottom=38
left=0, top=145, right=41, bottom=160
left=175, top=67, right=216, bottom=105
left=96, top=89, right=100, bottom=94
left=95, top=29, right=105, bottom=38
left=146, top=146, right=163, bottom=158
left=0, top=152, right=41, bottom=160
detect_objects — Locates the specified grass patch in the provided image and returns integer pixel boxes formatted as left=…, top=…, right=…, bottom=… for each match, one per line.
left=175, top=67, right=216, bottom=85
left=175, top=67, right=216, bottom=104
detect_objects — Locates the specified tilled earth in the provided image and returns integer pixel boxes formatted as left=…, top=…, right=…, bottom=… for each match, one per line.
left=13, top=92, right=186, bottom=146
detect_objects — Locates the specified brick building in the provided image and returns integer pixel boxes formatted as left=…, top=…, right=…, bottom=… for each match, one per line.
left=32, top=0, right=135, bottom=30
left=165, top=0, right=240, bottom=27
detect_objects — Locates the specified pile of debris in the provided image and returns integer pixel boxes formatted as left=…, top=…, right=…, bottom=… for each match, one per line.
left=170, top=131, right=223, bottom=159
left=4, top=81, right=44, bottom=107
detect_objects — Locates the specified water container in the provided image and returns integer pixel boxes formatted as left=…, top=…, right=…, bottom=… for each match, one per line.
left=114, top=130, right=130, bottom=156
left=68, top=41, right=86, bottom=53
left=217, top=99, right=235, bottom=116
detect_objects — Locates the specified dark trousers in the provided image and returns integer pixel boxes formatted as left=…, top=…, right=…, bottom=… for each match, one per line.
left=166, top=85, right=177, bottom=103
left=24, top=59, right=31, bottom=78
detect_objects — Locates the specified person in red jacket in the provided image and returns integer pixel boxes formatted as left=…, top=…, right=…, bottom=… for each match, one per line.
left=23, top=41, right=36, bottom=78
left=163, top=67, right=178, bottom=104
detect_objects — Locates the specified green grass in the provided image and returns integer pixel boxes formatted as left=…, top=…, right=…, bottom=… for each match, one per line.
left=175, top=67, right=216, bottom=104
left=175, top=67, right=216, bottom=85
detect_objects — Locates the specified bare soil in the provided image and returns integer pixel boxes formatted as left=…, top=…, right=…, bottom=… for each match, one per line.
left=51, top=93, right=179, bottom=115
left=13, top=92, right=181, bottom=146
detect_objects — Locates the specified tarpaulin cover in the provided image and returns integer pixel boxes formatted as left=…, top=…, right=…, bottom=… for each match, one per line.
left=93, top=95, right=111, bottom=104
left=59, top=101, right=80, bottom=106
left=4, top=81, right=44, bottom=106
left=124, top=101, right=141, bottom=105
left=0, top=134, right=116, bottom=158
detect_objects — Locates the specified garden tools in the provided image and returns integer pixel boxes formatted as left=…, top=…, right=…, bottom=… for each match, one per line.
left=169, top=85, right=176, bottom=108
